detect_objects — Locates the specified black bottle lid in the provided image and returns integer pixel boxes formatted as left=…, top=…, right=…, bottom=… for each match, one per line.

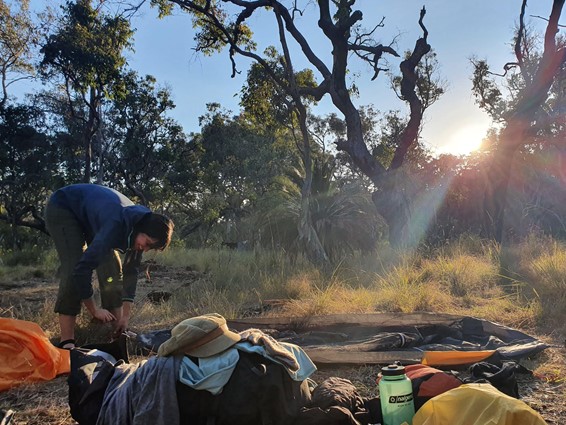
left=380, top=364, right=406, bottom=376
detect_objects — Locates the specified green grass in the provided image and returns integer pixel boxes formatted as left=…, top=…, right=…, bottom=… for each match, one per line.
left=2, top=233, right=566, bottom=340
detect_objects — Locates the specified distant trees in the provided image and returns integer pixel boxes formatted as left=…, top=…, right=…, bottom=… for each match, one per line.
left=175, top=104, right=297, bottom=245
left=103, top=72, right=187, bottom=206
left=4, top=0, right=566, bottom=274
left=39, top=0, right=133, bottom=183
left=0, top=104, right=55, bottom=246
left=151, top=0, right=443, bottom=264
left=0, top=0, right=185, bottom=247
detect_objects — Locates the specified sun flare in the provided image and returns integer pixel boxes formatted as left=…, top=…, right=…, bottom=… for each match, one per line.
left=446, top=124, right=487, bottom=155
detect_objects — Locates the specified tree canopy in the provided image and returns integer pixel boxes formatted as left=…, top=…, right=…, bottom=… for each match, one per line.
left=2, top=0, right=566, bottom=272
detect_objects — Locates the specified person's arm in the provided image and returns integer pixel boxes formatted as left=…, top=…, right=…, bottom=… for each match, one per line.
left=82, top=297, right=115, bottom=322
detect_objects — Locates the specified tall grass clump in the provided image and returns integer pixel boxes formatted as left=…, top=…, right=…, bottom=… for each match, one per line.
left=372, top=263, right=450, bottom=313
left=435, top=233, right=500, bottom=263
left=149, top=246, right=313, bottom=292
left=523, top=241, right=566, bottom=327
left=280, top=280, right=380, bottom=317
left=331, top=243, right=408, bottom=288
left=421, top=254, right=497, bottom=298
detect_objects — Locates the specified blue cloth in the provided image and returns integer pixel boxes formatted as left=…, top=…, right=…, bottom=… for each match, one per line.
left=177, top=341, right=316, bottom=395
left=178, top=348, right=240, bottom=395
left=234, top=341, right=317, bottom=381
left=49, top=184, right=150, bottom=300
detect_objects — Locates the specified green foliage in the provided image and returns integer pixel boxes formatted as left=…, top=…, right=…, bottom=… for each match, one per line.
left=0, top=104, right=57, bottom=240
left=40, top=0, right=132, bottom=98
left=103, top=71, right=189, bottom=206
left=2, top=246, right=44, bottom=266
left=240, top=57, right=318, bottom=132
left=0, top=245, right=57, bottom=283
left=171, top=105, right=298, bottom=245
left=391, top=49, right=445, bottom=111
left=471, top=59, right=506, bottom=121
left=37, top=0, right=135, bottom=182
left=256, top=159, right=383, bottom=262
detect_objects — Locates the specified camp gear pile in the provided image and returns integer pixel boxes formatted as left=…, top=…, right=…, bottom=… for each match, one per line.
left=0, top=314, right=552, bottom=424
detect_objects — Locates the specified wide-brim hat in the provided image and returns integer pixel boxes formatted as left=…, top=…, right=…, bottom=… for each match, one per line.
left=157, top=313, right=241, bottom=358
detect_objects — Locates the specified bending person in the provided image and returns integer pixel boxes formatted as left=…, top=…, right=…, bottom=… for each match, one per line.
left=44, top=184, right=174, bottom=349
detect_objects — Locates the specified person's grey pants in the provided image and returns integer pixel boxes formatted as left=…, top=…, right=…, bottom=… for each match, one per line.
left=44, top=200, right=124, bottom=315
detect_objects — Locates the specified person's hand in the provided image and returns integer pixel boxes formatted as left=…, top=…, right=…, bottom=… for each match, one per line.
left=93, top=308, right=116, bottom=323
left=112, top=316, right=129, bottom=338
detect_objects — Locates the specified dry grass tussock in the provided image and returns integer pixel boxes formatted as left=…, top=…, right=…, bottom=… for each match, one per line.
left=0, top=234, right=565, bottom=424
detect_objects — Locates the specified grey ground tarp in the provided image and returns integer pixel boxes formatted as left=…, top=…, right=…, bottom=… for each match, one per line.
left=227, top=313, right=549, bottom=366
left=134, top=313, right=549, bottom=367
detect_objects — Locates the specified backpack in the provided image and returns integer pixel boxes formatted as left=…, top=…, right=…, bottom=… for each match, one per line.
left=68, top=349, right=118, bottom=425
left=404, top=364, right=462, bottom=410
left=176, top=351, right=311, bottom=425
left=67, top=337, right=129, bottom=425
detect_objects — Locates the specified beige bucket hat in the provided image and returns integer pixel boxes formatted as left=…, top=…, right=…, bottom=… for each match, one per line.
left=157, top=313, right=241, bottom=358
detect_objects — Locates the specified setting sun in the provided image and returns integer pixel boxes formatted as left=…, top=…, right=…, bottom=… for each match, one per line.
left=445, top=124, right=487, bottom=155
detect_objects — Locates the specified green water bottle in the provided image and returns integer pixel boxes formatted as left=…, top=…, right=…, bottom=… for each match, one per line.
left=378, top=364, right=415, bottom=425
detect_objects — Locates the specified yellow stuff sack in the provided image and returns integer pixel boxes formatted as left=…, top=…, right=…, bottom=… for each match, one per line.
left=412, top=383, right=547, bottom=425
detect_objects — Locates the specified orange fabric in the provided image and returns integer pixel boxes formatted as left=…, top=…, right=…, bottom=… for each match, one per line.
left=422, top=350, right=495, bottom=366
left=0, top=318, right=70, bottom=392
left=404, top=364, right=461, bottom=397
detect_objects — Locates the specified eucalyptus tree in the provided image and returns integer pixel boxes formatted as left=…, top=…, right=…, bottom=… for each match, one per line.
left=0, top=0, right=42, bottom=108
left=471, top=0, right=566, bottom=244
left=240, top=57, right=331, bottom=264
left=39, top=0, right=133, bottom=183
left=178, top=104, right=296, bottom=245
left=149, top=0, right=441, bottom=256
left=102, top=71, right=187, bottom=208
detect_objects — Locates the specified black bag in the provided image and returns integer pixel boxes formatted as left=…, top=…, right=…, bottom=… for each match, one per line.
left=68, top=349, right=118, bottom=425
left=464, top=361, right=531, bottom=398
left=176, top=351, right=311, bottom=425
left=67, top=335, right=130, bottom=424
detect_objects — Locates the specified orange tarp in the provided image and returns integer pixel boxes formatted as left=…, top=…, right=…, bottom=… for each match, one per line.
left=0, top=318, right=70, bottom=392
left=421, top=350, right=496, bottom=366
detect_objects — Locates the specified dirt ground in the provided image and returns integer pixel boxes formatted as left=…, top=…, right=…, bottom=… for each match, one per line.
left=1, top=264, right=565, bottom=424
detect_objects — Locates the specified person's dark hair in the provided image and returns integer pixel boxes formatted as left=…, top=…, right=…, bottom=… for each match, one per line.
left=136, top=213, right=174, bottom=250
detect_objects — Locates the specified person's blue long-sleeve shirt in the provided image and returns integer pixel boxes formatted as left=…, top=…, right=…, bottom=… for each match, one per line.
left=49, top=184, right=150, bottom=301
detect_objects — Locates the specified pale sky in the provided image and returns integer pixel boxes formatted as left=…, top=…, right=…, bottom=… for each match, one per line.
left=21, top=1, right=557, bottom=155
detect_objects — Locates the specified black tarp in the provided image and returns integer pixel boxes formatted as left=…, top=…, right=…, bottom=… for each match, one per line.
left=134, top=313, right=549, bottom=366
